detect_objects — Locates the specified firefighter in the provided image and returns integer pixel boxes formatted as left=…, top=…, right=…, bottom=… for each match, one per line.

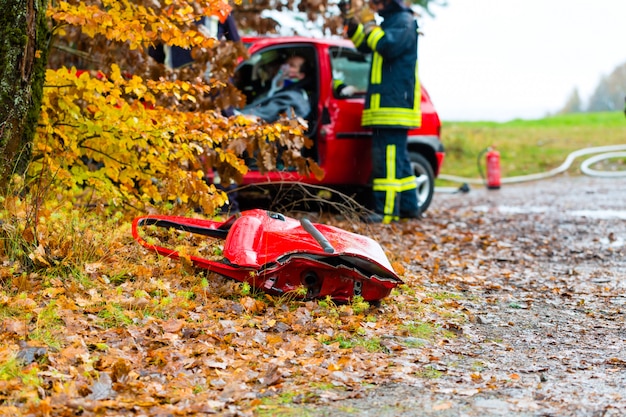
left=341, top=0, right=421, bottom=223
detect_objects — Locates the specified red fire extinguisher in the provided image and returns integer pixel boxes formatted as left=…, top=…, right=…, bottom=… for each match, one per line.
left=485, top=147, right=501, bottom=189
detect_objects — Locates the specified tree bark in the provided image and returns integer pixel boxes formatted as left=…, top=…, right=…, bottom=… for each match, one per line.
left=0, top=0, right=49, bottom=193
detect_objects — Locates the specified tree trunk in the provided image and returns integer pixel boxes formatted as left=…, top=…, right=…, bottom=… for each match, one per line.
left=0, top=0, right=49, bottom=193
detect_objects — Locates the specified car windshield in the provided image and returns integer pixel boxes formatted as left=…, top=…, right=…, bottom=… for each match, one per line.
left=330, top=47, right=369, bottom=94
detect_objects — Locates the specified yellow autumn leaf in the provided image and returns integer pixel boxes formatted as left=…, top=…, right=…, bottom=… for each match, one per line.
left=328, top=363, right=341, bottom=371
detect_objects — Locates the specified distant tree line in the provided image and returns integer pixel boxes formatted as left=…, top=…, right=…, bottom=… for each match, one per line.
left=559, top=60, right=626, bottom=114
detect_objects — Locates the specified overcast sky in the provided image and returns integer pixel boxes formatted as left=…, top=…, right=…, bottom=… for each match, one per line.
left=417, top=0, right=626, bottom=121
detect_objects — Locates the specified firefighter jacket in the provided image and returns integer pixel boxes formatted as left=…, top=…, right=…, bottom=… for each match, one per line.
left=349, top=5, right=421, bottom=129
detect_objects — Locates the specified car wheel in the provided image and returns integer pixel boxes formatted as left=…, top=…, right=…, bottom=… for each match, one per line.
left=408, top=152, right=434, bottom=213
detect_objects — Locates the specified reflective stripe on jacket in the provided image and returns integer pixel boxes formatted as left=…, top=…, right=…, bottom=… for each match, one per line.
left=350, top=9, right=421, bottom=129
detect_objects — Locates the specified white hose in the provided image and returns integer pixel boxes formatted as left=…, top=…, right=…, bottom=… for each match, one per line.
left=438, top=144, right=626, bottom=185
left=580, top=151, right=626, bottom=177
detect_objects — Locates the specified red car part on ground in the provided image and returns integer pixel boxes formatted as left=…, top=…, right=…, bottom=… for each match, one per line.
left=132, top=209, right=402, bottom=303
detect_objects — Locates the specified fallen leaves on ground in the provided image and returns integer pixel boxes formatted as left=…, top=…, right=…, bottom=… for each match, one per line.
left=0, top=207, right=469, bottom=416
left=1, top=187, right=625, bottom=416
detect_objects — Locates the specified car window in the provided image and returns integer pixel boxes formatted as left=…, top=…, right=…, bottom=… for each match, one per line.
left=233, top=46, right=317, bottom=106
left=330, top=47, right=369, bottom=96
left=233, top=49, right=285, bottom=104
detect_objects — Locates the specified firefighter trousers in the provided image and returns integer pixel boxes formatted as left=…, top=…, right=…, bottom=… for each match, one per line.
left=371, top=128, right=419, bottom=223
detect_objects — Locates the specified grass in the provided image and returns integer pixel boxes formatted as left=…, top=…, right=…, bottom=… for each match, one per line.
left=415, top=365, right=444, bottom=379
left=0, top=356, right=43, bottom=387
left=399, top=322, right=435, bottom=340
left=439, top=111, right=626, bottom=184
left=323, top=334, right=386, bottom=352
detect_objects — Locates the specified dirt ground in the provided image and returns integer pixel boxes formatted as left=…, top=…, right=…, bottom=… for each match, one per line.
left=309, top=175, right=626, bottom=417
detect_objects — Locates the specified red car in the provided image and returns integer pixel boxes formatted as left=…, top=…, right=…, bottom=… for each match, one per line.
left=233, top=36, right=444, bottom=213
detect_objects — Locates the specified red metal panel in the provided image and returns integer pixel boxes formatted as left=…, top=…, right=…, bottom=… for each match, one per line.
left=132, top=209, right=401, bottom=303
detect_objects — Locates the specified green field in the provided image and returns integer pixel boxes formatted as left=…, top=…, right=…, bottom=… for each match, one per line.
left=438, top=111, right=626, bottom=186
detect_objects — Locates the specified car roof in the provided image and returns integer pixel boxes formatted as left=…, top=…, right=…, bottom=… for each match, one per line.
left=242, top=36, right=355, bottom=51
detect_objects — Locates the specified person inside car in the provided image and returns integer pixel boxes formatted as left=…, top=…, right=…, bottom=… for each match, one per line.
left=238, top=54, right=311, bottom=123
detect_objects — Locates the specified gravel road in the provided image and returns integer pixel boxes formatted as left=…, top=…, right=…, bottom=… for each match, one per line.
left=310, top=175, right=626, bottom=417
